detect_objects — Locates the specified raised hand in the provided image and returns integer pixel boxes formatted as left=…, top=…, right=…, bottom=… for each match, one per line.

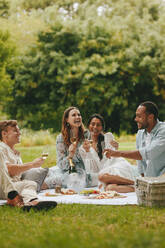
left=82, top=139, right=91, bottom=152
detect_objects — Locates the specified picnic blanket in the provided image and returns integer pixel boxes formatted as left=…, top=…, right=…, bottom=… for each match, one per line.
left=0, top=189, right=138, bottom=206
left=38, top=189, right=137, bottom=205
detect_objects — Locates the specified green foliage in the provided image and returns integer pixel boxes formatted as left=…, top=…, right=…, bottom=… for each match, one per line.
left=11, top=0, right=87, bottom=11
left=21, top=0, right=56, bottom=10
left=5, top=0, right=165, bottom=133
left=0, top=29, right=15, bottom=108
left=0, top=0, right=9, bottom=18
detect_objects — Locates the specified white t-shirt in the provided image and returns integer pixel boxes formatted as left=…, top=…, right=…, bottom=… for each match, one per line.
left=0, top=142, right=23, bottom=181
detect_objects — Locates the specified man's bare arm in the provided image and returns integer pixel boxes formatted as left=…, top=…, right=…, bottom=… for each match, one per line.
left=7, top=157, right=45, bottom=177
left=103, top=149, right=142, bottom=160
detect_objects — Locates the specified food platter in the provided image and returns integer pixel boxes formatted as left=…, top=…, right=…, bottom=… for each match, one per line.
left=79, top=189, right=100, bottom=195
left=45, top=188, right=76, bottom=197
left=87, top=191, right=126, bottom=199
left=44, top=188, right=126, bottom=199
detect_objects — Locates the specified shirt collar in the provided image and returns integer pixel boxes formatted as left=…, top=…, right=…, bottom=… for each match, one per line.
left=144, top=119, right=160, bottom=135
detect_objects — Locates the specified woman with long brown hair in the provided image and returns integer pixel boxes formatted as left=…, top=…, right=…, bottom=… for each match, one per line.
left=43, top=106, right=95, bottom=189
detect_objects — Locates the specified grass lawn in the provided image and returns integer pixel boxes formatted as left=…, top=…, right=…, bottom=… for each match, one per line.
left=0, top=141, right=165, bottom=248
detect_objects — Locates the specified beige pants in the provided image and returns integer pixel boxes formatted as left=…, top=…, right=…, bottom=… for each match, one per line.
left=0, top=153, right=38, bottom=204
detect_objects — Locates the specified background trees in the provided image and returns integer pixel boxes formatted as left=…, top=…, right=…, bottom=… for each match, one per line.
left=1, top=0, right=165, bottom=133
left=0, top=29, right=15, bottom=114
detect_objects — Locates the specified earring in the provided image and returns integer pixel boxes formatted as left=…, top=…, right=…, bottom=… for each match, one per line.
left=67, top=123, right=70, bottom=128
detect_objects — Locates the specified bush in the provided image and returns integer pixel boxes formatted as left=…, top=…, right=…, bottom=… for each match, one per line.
left=6, top=0, right=165, bottom=134
left=18, top=129, right=57, bottom=147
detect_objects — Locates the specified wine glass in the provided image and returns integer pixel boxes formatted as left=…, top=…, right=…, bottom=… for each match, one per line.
left=70, top=137, right=77, bottom=144
left=88, top=139, right=93, bottom=145
left=104, top=132, right=114, bottom=149
left=42, top=146, right=49, bottom=160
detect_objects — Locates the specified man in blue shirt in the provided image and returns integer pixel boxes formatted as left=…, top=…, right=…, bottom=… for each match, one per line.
left=104, top=101, right=165, bottom=177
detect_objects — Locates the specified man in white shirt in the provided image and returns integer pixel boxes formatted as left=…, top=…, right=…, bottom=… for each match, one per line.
left=0, top=120, right=57, bottom=211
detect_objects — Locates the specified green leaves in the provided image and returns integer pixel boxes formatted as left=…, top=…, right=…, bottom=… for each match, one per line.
left=5, top=0, right=165, bottom=134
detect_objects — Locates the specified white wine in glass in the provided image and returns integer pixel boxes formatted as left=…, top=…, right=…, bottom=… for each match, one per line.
left=70, top=137, right=77, bottom=144
left=42, top=152, right=49, bottom=160
left=88, top=139, right=93, bottom=145
left=42, top=146, right=49, bottom=160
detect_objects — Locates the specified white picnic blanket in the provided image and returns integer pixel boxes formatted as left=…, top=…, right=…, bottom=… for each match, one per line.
left=0, top=189, right=138, bottom=206
left=38, top=189, right=137, bottom=205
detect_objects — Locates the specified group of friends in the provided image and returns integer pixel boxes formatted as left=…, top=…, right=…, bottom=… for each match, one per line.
left=0, top=101, right=165, bottom=211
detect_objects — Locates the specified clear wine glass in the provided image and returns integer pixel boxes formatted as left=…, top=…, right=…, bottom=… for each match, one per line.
left=70, top=137, right=77, bottom=144
left=88, top=139, right=93, bottom=145
left=104, top=132, right=114, bottom=149
left=42, top=146, right=49, bottom=160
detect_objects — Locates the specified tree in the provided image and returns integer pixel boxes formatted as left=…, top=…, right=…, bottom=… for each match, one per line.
left=6, top=0, right=165, bottom=133
left=0, top=0, right=9, bottom=18
left=0, top=29, right=15, bottom=110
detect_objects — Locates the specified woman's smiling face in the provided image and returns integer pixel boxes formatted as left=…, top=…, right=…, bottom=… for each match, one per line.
left=89, top=117, right=103, bottom=136
left=67, top=108, right=82, bottom=128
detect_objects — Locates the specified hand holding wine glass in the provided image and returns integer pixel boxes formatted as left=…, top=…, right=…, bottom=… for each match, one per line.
left=42, top=146, right=49, bottom=160
left=82, top=139, right=92, bottom=152
left=70, top=137, right=77, bottom=144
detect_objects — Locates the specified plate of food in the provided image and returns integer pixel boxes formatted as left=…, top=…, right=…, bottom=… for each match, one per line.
left=44, top=188, right=77, bottom=197
left=61, top=188, right=77, bottom=195
left=79, top=189, right=100, bottom=195
left=87, top=191, right=126, bottom=199
left=44, top=192, right=61, bottom=197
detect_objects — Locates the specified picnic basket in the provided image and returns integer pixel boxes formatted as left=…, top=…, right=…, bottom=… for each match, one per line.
left=135, top=176, right=165, bottom=207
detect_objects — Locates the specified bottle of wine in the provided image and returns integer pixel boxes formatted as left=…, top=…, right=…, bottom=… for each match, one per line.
left=69, top=158, right=77, bottom=174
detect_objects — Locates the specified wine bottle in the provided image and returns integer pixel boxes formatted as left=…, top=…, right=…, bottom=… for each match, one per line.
left=69, top=158, right=77, bottom=174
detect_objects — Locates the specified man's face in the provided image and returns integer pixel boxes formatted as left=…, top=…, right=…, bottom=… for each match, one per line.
left=4, top=125, right=21, bottom=145
left=135, top=106, right=149, bottom=130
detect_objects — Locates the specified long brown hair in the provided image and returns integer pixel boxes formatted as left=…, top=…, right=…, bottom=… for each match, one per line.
left=61, top=107, right=85, bottom=147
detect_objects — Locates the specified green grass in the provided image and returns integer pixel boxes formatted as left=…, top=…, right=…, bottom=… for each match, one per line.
left=1, top=140, right=165, bottom=248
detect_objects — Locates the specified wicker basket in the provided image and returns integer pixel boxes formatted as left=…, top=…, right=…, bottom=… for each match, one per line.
left=135, top=176, right=165, bottom=207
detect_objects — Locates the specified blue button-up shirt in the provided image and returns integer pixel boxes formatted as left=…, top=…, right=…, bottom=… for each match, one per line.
left=136, top=121, right=165, bottom=177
